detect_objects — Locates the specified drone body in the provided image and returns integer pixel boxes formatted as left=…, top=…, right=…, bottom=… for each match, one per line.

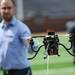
left=28, top=31, right=75, bottom=60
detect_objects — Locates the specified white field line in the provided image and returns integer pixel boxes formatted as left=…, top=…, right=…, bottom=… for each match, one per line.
left=33, top=67, right=75, bottom=75
left=33, top=32, right=69, bottom=37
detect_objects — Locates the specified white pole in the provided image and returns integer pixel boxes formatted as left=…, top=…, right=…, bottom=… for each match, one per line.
left=16, top=0, right=24, bottom=20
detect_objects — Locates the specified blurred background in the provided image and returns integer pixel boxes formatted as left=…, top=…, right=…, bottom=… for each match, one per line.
left=11, top=0, right=75, bottom=33
left=1, top=0, right=75, bottom=33
left=0, top=0, right=75, bottom=75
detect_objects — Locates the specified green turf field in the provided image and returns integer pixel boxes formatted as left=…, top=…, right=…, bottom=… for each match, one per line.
left=0, top=33, right=75, bottom=75
left=30, top=33, right=75, bottom=75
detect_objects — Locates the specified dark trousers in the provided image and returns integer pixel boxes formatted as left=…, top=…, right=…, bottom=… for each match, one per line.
left=3, top=67, right=32, bottom=75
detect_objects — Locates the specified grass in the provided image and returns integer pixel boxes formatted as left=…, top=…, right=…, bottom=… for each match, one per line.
left=30, top=33, right=75, bottom=75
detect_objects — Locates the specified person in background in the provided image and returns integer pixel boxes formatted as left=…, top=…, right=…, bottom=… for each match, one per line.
left=0, top=0, right=33, bottom=75
left=66, top=20, right=75, bottom=65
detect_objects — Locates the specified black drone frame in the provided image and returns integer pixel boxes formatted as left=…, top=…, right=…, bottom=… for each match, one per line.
left=28, top=32, right=75, bottom=60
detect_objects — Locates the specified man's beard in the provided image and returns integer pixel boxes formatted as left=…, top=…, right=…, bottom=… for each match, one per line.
left=3, top=15, right=12, bottom=22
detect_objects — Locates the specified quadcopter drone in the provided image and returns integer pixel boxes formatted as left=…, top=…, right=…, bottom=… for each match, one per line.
left=28, top=31, right=75, bottom=60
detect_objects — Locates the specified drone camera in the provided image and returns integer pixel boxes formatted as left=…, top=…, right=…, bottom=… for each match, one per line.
left=43, top=32, right=59, bottom=55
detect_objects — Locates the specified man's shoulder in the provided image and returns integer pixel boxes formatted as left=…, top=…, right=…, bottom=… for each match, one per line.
left=16, top=19, right=29, bottom=29
left=16, top=19, right=25, bottom=25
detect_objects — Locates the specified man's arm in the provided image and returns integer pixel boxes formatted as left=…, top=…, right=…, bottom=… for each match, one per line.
left=24, top=38, right=38, bottom=52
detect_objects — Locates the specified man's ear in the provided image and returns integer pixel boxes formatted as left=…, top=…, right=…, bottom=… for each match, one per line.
left=0, top=11, right=1, bottom=16
left=0, top=10, right=2, bottom=21
left=0, top=11, right=1, bottom=17
left=0, top=7, right=1, bottom=16
left=13, top=7, right=16, bottom=15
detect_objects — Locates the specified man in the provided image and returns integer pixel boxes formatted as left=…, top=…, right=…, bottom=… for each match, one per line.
left=0, top=0, right=32, bottom=75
